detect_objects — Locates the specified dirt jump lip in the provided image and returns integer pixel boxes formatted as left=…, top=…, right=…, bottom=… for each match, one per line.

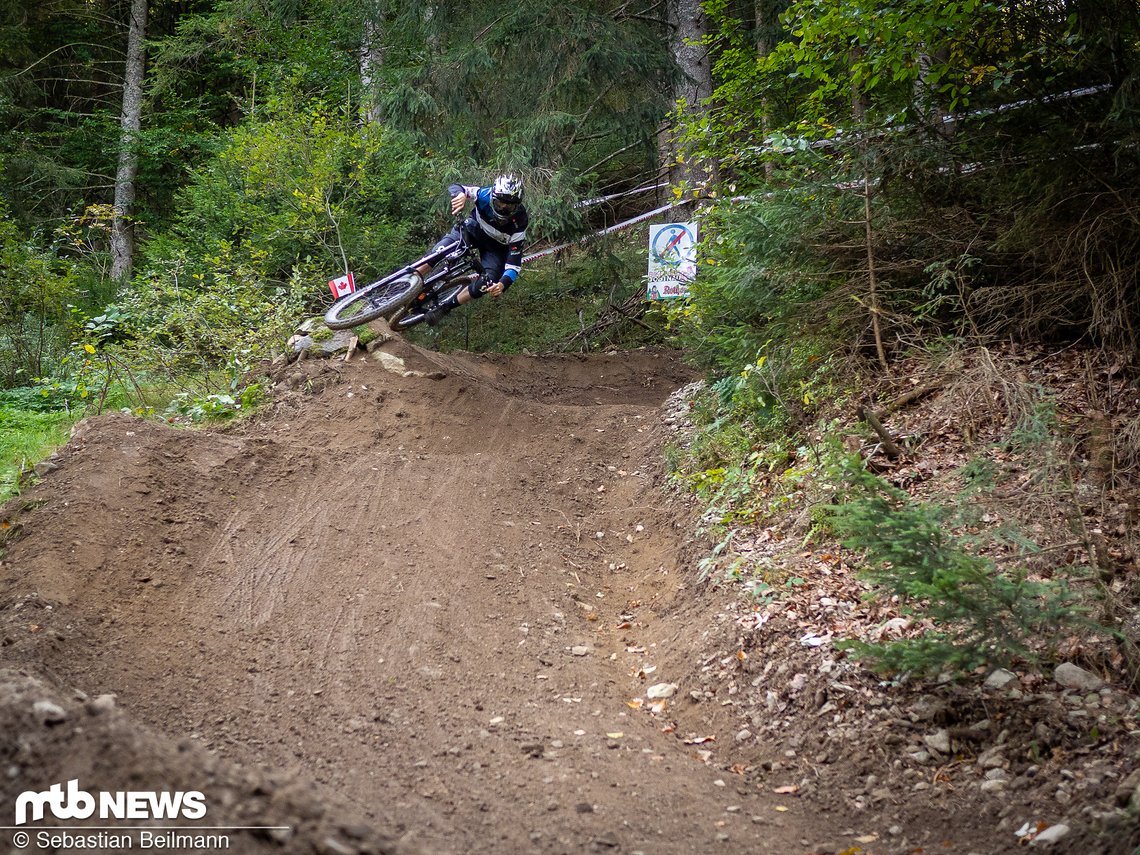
left=7, top=347, right=820, bottom=855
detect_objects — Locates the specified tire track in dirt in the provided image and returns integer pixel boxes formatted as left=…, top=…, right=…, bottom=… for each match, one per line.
left=208, top=478, right=337, bottom=627
left=0, top=344, right=853, bottom=854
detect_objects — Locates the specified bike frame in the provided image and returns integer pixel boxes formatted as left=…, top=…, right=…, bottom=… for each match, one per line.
left=386, top=232, right=487, bottom=329
left=424, top=236, right=481, bottom=291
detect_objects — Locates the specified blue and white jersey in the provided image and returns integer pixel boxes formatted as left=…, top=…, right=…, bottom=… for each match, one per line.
left=449, top=183, right=529, bottom=284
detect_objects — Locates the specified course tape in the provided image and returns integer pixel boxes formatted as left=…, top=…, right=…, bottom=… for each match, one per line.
left=522, top=198, right=695, bottom=263
left=782, top=83, right=1113, bottom=154
left=523, top=84, right=1114, bottom=263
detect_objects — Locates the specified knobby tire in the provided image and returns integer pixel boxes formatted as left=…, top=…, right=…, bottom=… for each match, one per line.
left=324, top=274, right=422, bottom=330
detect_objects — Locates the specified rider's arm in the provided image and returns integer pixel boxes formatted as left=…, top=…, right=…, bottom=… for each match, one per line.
left=448, top=183, right=479, bottom=203
left=448, top=183, right=478, bottom=216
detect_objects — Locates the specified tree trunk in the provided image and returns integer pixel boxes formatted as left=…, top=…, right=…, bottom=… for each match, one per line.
left=755, top=0, right=777, bottom=180
left=110, top=0, right=147, bottom=283
left=915, top=45, right=952, bottom=139
left=663, top=0, right=717, bottom=190
left=359, top=1, right=387, bottom=124
left=851, top=47, right=889, bottom=370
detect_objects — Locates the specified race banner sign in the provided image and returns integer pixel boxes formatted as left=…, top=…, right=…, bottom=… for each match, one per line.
left=647, top=222, right=697, bottom=301
left=329, top=272, right=356, bottom=298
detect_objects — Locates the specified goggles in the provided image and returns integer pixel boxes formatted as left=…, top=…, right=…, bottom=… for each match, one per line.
left=492, top=195, right=520, bottom=216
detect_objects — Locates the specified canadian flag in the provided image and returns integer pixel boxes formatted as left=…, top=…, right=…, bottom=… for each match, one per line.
left=329, top=272, right=356, bottom=298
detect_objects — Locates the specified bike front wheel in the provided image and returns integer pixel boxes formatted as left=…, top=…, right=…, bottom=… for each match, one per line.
left=324, top=273, right=422, bottom=330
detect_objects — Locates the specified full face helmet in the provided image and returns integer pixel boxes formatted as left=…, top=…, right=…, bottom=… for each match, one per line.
left=491, top=174, right=524, bottom=217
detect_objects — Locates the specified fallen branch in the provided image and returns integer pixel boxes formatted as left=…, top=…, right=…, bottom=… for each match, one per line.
left=883, top=380, right=942, bottom=415
left=553, top=291, right=658, bottom=351
left=859, top=405, right=903, bottom=459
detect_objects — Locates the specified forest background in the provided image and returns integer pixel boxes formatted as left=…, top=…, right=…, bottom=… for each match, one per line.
left=2, top=0, right=1140, bottom=678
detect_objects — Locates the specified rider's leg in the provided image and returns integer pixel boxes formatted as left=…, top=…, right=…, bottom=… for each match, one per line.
left=427, top=262, right=490, bottom=323
left=426, top=235, right=506, bottom=325
left=426, top=272, right=482, bottom=325
left=473, top=246, right=507, bottom=298
left=443, top=246, right=505, bottom=310
left=432, top=278, right=477, bottom=319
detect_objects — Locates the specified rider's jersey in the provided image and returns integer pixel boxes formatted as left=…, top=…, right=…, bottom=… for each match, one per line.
left=449, top=184, right=528, bottom=285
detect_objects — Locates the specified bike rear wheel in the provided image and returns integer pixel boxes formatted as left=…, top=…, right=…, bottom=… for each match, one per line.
left=390, top=278, right=474, bottom=331
left=324, top=273, right=422, bottom=330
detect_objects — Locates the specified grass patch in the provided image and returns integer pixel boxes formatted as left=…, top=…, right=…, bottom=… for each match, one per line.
left=0, top=403, right=76, bottom=502
left=0, top=376, right=189, bottom=502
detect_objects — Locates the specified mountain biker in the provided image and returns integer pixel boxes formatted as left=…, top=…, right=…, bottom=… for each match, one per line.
left=412, top=174, right=528, bottom=325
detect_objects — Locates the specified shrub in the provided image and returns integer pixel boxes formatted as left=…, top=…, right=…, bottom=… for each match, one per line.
left=0, top=207, right=80, bottom=386
left=120, top=251, right=308, bottom=373
left=826, top=454, right=1084, bottom=675
left=160, top=94, right=434, bottom=291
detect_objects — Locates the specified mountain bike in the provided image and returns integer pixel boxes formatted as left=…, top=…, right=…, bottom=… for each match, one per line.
left=324, top=230, right=487, bottom=331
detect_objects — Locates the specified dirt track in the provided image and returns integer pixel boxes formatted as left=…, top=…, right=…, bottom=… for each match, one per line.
left=0, top=343, right=854, bottom=854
